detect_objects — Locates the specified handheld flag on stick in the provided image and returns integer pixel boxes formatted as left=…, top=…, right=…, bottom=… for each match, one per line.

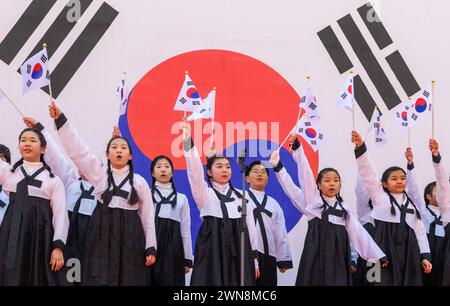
left=295, top=116, right=325, bottom=152
left=20, top=44, right=51, bottom=95
left=432, top=80, right=436, bottom=139
left=368, top=106, right=387, bottom=147
left=300, top=77, right=320, bottom=118
left=116, top=72, right=129, bottom=116
left=174, top=71, right=203, bottom=114
left=187, top=88, right=215, bottom=122
left=407, top=88, right=433, bottom=128
left=337, top=73, right=354, bottom=112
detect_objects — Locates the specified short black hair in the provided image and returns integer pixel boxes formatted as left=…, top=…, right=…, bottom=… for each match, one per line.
left=245, top=160, right=269, bottom=177
left=0, top=144, right=11, bottom=164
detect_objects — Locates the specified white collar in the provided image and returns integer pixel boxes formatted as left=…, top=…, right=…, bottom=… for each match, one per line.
left=111, top=165, right=129, bottom=175
left=249, top=188, right=265, bottom=197
left=212, top=181, right=229, bottom=193
left=23, top=160, right=43, bottom=167
left=323, top=195, right=337, bottom=205
left=155, top=181, right=173, bottom=192
left=428, top=204, right=441, bottom=215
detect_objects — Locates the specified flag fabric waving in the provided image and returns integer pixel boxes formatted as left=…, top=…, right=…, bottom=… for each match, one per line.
left=20, top=49, right=50, bottom=94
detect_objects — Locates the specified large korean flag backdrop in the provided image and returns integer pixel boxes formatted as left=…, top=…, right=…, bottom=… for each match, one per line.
left=0, top=0, right=449, bottom=285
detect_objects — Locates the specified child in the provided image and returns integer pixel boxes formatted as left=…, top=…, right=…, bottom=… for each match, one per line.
left=404, top=146, right=445, bottom=286
left=181, top=120, right=259, bottom=285
left=149, top=155, right=193, bottom=286
left=245, top=160, right=293, bottom=286
left=23, top=117, right=97, bottom=279
left=0, top=127, right=69, bottom=285
left=0, top=144, right=11, bottom=226
left=429, top=139, right=450, bottom=285
left=49, top=102, right=157, bottom=286
left=352, top=130, right=432, bottom=285
left=270, top=136, right=386, bottom=286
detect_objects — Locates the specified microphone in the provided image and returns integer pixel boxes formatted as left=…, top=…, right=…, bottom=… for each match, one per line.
left=238, top=146, right=247, bottom=166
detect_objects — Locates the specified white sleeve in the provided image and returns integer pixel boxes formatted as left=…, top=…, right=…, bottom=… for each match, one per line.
left=245, top=201, right=259, bottom=269
left=180, top=195, right=193, bottom=266
left=406, top=166, right=427, bottom=217
left=355, top=172, right=371, bottom=224
left=355, top=145, right=389, bottom=210
left=138, top=180, right=157, bottom=253
left=184, top=139, right=209, bottom=209
left=274, top=167, right=307, bottom=214
left=433, top=156, right=450, bottom=218
left=50, top=177, right=69, bottom=245
left=293, top=146, right=320, bottom=205
left=0, top=159, right=11, bottom=186
left=346, top=211, right=386, bottom=263
left=274, top=206, right=293, bottom=268
left=41, top=126, right=79, bottom=190
left=55, top=114, right=105, bottom=191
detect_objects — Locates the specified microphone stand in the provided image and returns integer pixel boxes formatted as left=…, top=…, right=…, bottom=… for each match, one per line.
left=238, top=146, right=247, bottom=286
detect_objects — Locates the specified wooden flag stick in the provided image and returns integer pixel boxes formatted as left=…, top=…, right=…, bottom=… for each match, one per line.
left=350, top=70, right=355, bottom=131
left=0, top=88, right=25, bottom=117
left=210, top=87, right=216, bottom=147
left=432, top=80, right=436, bottom=139
left=408, top=96, right=411, bottom=148
left=42, top=43, right=54, bottom=101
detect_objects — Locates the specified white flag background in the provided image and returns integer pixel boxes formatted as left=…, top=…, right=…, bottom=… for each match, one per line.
left=1, top=0, right=450, bottom=285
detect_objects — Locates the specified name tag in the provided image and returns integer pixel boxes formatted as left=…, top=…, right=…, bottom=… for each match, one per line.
left=435, top=225, right=445, bottom=237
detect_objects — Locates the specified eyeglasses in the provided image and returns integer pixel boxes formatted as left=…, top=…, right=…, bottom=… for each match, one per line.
left=250, top=169, right=268, bottom=176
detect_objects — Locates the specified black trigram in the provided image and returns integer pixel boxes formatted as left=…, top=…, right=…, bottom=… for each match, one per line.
left=26, top=64, right=32, bottom=74
left=304, top=122, right=312, bottom=127
left=187, top=81, right=194, bottom=86
left=0, top=0, right=118, bottom=98
left=423, top=90, right=430, bottom=98
left=40, top=54, right=48, bottom=63
left=317, top=2, right=421, bottom=121
left=341, top=92, right=348, bottom=100
left=26, top=80, right=32, bottom=87
left=179, top=97, right=187, bottom=104
left=308, top=103, right=317, bottom=110
left=192, top=100, right=201, bottom=106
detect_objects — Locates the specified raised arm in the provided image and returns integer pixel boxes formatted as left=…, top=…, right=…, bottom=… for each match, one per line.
left=352, top=131, right=387, bottom=208
left=291, top=136, right=320, bottom=205
left=270, top=150, right=307, bottom=214
left=181, top=120, right=209, bottom=209
left=405, top=147, right=426, bottom=216
left=49, top=102, right=105, bottom=190
left=430, top=139, right=450, bottom=218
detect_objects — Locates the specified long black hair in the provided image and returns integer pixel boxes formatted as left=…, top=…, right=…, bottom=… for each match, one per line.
left=150, top=155, right=177, bottom=204
left=424, top=181, right=437, bottom=206
left=11, top=128, right=54, bottom=177
left=0, top=144, right=11, bottom=164
left=381, top=166, right=421, bottom=218
left=206, top=154, right=242, bottom=199
left=101, top=136, right=139, bottom=205
left=316, top=167, right=348, bottom=219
